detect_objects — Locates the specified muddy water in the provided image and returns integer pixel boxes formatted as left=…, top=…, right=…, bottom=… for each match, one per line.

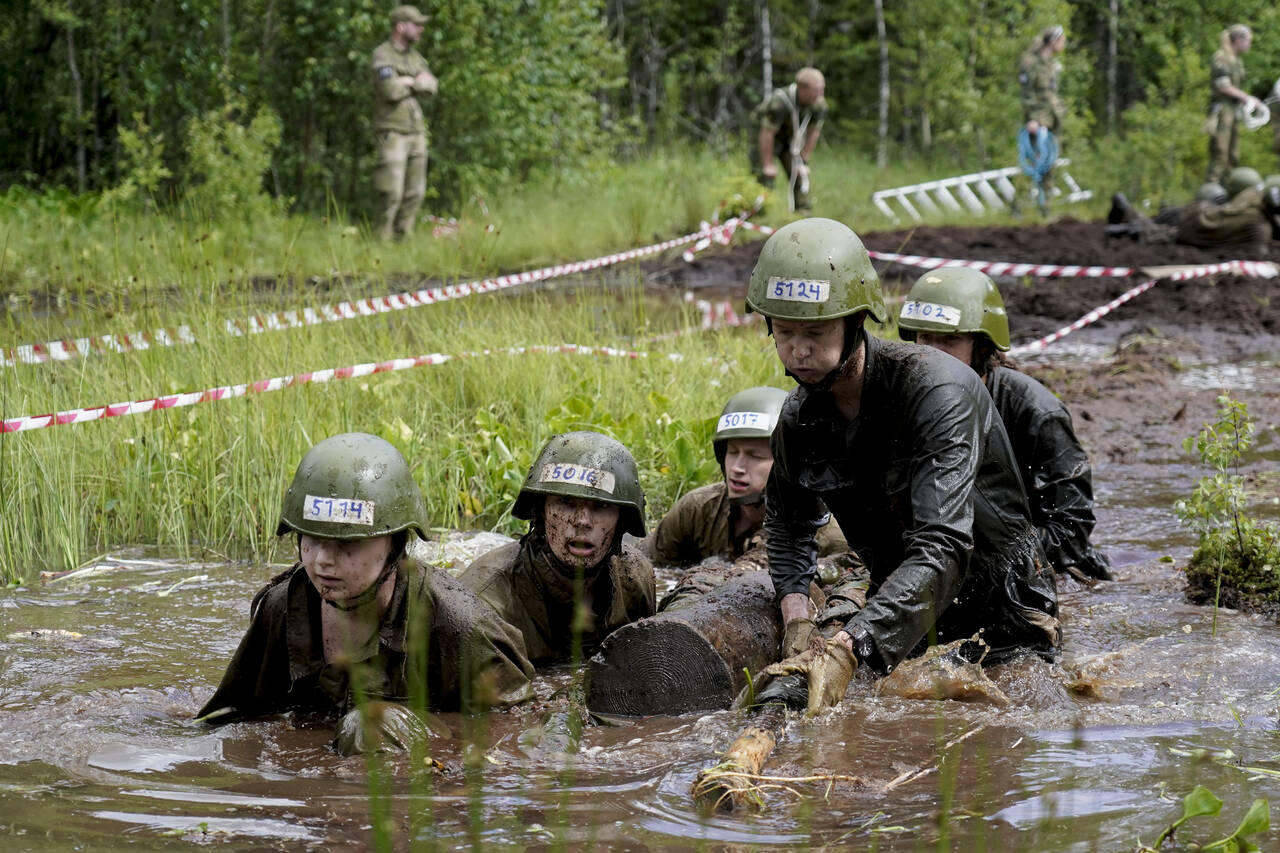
left=3, top=396, right=1279, bottom=851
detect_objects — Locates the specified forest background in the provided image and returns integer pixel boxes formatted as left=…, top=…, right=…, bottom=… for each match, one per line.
left=7, top=0, right=1280, bottom=217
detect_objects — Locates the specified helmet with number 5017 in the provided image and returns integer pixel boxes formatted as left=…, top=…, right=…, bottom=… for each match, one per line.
left=277, top=433, right=428, bottom=540
left=745, top=218, right=888, bottom=323
left=897, top=267, right=1011, bottom=351
left=713, top=386, right=788, bottom=469
left=513, top=431, right=646, bottom=537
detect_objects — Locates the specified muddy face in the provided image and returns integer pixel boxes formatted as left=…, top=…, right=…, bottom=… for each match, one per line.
left=543, top=496, right=620, bottom=571
left=916, top=331, right=976, bottom=366
left=300, top=534, right=392, bottom=603
left=772, top=317, right=845, bottom=383
left=723, top=437, right=773, bottom=499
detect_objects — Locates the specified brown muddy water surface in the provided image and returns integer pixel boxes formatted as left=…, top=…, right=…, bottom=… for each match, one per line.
left=4, top=224, right=1280, bottom=849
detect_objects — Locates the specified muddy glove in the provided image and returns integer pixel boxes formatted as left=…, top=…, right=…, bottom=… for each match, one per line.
left=781, top=617, right=822, bottom=658
left=806, top=639, right=857, bottom=713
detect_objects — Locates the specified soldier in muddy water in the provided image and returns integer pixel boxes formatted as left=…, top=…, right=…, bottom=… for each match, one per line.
left=750, top=67, right=827, bottom=212
left=371, top=5, right=437, bottom=241
left=740, top=218, right=1061, bottom=714
left=896, top=267, right=1113, bottom=584
left=460, top=431, right=656, bottom=666
left=197, top=433, right=535, bottom=754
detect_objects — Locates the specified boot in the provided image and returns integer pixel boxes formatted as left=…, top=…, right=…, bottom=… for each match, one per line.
left=1107, top=192, right=1137, bottom=224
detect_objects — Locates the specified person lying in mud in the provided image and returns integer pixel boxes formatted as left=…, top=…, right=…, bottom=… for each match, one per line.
left=460, top=431, right=655, bottom=666
left=742, top=218, right=1060, bottom=711
left=198, top=433, right=535, bottom=748
left=1106, top=167, right=1280, bottom=249
left=897, top=267, right=1113, bottom=583
left=643, top=385, right=848, bottom=568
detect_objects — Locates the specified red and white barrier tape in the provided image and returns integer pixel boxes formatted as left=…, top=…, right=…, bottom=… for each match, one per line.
left=1010, top=259, right=1277, bottom=354
left=1, top=344, right=649, bottom=434
left=868, top=251, right=1132, bottom=278
left=2, top=221, right=734, bottom=369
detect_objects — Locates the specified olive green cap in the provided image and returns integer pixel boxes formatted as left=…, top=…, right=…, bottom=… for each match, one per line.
left=513, top=431, right=646, bottom=537
left=1196, top=182, right=1228, bottom=204
left=745, top=218, right=888, bottom=324
left=390, top=4, right=428, bottom=25
left=277, top=433, right=427, bottom=540
left=897, top=267, right=1010, bottom=351
left=1226, top=167, right=1263, bottom=199
left=713, top=386, right=788, bottom=468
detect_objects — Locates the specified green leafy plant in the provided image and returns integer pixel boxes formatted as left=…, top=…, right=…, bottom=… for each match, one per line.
left=1174, top=394, right=1280, bottom=627
left=1142, top=785, right=1270, bottom=852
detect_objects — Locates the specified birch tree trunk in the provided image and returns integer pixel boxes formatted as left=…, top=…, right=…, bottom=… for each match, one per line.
left=875, top=0, right=888, bottom=168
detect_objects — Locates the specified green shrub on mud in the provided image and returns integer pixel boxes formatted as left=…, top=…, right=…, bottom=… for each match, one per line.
left=1175, top=394, right=1280, bottom=621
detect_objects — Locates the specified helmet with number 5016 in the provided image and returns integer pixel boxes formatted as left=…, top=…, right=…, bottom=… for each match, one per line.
left=713, top=386, right=788, bottom=469
left=897, top=267, right=1011, bottom=351
left=746, top=218, right=888, bottom=323
left=513, top=431, right=646, bottom=537
left=277, top=433, right=428, bottom=540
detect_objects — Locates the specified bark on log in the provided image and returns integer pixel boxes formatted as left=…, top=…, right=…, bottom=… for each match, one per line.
left=691, top=707, right=785, bottom=812
left=585, top=571, right=781, bottom=715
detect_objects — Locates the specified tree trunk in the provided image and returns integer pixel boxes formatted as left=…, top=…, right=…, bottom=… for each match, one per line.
left=1106, top=0, right=1118, bottom=131
left=585, top=571, right=781, bottom=716
left=66, top=25, right=86, bottom=191
left=874, top=0, right=887, bottom=168
left=759, top=0, right=771, bottom=97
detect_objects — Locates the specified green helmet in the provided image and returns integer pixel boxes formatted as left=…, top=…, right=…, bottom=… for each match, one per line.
left=745, top=218, right=888, bottom=324
left=713, top=386, right=788, bottom=469
left=1226, top=167, right=1263, bottom=199
left=277, top=433, right=427, bottom=540
left=897, top=267, right=1011, bottom=352
left=1196, top=182, right=1229, bottom=204
left=513, top=431, right=646, bottom=537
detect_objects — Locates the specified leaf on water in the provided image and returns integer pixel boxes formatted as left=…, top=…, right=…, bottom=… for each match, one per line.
left=1233, top=799, right=1270, bottom=837
left=1183, top=785, right=1224, bottom=819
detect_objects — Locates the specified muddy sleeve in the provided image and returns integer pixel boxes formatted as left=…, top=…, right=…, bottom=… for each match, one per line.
left=845, top=385, right=975, bottom=674
left=196, top=589, right=290, bottom=722
left=414, top=573, right=535, bottom=711
left=1027, top=412, right=1110, bottom=577
left=643, top=494, right=698, bottom=567
left=764, top=423, right=825, bottom=602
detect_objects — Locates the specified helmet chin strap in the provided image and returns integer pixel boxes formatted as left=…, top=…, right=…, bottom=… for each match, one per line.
left=773, top=316, right=864, bottom=394
left=325, top=559, right=397, bottom=611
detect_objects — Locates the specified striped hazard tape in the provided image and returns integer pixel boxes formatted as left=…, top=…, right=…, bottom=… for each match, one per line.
left=1, top=345, right=651, bottom=434
left=2, top=220, right=737, bottom=369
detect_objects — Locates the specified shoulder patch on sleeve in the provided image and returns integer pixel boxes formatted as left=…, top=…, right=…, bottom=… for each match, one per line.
left=377, top=65, right=395, bottom=80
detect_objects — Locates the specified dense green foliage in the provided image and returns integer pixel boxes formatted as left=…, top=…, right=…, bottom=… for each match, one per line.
left=1176, top=395, right=1280, bottom=622
left=7, top=0, right=1280, bottom=216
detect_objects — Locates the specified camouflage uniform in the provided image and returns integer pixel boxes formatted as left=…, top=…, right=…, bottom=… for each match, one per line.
left=1176, top=185, right=1272, bottom=247
left=371, top=39, right=434, bottom=241
left=643, top=481, right=849, bottom=567
left=460, top=535, right=655, bottom=665
left=197, top=556, right=535, bottom=723
left=749, top=84, right=828, bottom=210
left=1206, top=49, right=1246, bottom=184
left=1017, top=49, right=1064, bottom=195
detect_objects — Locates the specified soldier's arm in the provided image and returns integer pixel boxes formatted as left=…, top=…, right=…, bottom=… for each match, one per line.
left=373, top=61, right=416, bottom=102
left=800, top=123, right=821, bottom=163
left=758, top=126, right=777, bottom=172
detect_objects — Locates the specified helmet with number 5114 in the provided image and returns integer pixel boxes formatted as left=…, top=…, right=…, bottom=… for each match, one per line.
left=745, top=218, right=888, bottom=323
left=513, top=431, right=646, bottom=537
left=277, top=433, right=428, bottom=540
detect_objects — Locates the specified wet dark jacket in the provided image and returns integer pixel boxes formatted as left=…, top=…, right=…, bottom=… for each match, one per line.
left=198, top=557, right=535, bottom=722
left=459, top=535, right=655, bottom=665
left=644, top=481, right=849, bottom=567
left=765, top=333, right=1059, bottom=674
left=986, top=366, right=1112, bottom=580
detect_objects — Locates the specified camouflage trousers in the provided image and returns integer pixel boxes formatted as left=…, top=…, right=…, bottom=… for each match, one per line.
left=1205, top=104, right=1240, bottom=185
left=374, top=130, right=428, bottom=241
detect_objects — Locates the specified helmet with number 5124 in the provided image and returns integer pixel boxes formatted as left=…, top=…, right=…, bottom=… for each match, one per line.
left=745, top=218, right=888, bottom=323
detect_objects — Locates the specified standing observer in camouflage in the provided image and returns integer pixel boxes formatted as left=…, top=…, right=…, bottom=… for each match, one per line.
left=750, top=68, right=827, bottom=211
left=461, top=431, right=656, bottom=665
left=1205, top=24, right=1258, bottom=184
left=371, top=5, right=437, bottom=241
left=897, top=268, right=1113, bottom=583
left=1016, top=26, right=1067, bottom=210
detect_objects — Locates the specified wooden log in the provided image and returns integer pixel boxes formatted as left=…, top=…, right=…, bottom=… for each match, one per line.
left=585, top=571, right=781, bottom=716
left=690, top=707, right=786, bottom=812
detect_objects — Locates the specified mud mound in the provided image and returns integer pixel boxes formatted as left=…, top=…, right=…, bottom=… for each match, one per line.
left=649, top=218, right=1279, bottom=337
